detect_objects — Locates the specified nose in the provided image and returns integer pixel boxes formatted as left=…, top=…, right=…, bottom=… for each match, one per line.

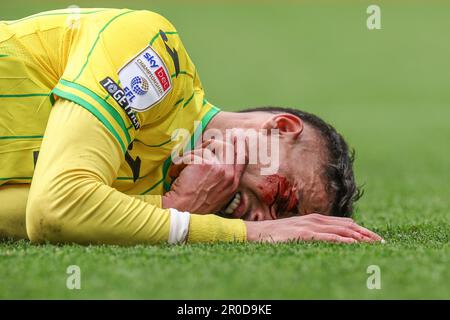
left=253, top=211, right=263, bottom=221
left=251, top=209, right=273, bottom=221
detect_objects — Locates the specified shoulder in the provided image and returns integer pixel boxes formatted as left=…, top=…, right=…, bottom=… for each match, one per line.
left=105, top=9, right=177, bottom=31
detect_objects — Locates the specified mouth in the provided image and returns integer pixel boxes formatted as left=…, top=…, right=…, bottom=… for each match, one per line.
left=221, top=192, right=247, bottom=218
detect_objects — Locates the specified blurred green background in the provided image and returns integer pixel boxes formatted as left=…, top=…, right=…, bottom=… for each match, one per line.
left=0, top=0, right=448, bottom=299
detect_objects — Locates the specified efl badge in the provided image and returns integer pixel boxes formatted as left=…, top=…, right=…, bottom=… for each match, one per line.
left=118, top=46, right=172, bottom=112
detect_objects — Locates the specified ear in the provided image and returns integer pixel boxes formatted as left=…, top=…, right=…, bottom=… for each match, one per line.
left=262, top=114, right=304, bottom=139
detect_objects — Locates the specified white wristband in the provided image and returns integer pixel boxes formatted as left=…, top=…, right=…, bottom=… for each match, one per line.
left=168, top=208, right=190, bottom=244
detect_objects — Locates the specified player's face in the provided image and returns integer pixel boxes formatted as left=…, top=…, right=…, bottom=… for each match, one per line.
left=222, top=118, right=333, bottom=221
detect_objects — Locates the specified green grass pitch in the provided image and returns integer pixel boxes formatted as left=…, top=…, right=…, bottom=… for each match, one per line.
left=0, top=0, right=449, bottom=299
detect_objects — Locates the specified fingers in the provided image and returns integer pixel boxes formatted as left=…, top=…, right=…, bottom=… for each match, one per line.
left=316, top=225, right=374, bottom=242
left=249, top=217, right=383, bottom=244
left=307, top=213, right=353, bottom=224
left=201, top=138, right=231, bottom=163
left=349, top=224, right=383, bottom=242
left=200, top=137, right=247, bottom=190
left=308, top=232, right=357, bottom=244
left=305, top=214, right=383, bottom=242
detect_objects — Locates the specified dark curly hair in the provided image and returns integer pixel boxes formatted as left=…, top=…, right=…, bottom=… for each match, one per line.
left=239, top=106, right=363, bottom=217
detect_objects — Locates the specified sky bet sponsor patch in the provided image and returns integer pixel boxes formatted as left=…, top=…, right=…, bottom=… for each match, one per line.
left=118, top=46, right=172, bottom=111
left=99, top=77, right=140, bottom=130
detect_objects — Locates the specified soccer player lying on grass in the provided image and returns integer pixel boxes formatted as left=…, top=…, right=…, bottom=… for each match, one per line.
left=0, top=8, right=383, bottom=245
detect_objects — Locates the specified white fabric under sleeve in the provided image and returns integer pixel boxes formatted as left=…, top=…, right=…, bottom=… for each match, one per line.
left=168, top=208, right=190, bottom=244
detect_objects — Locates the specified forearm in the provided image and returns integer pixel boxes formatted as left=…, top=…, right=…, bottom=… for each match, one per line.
left=162, top=192, right=247, bottom=243
left=27, top=170, right=170, bottom=245
left=0, top=184, right=167, bottom=242
left=130, top=194, right=163, bottom=207
left=188, top=214, right=246, bottom=243
left=134, top=195, right=247, bottom=243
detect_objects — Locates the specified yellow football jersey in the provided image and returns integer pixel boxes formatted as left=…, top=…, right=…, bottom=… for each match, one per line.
left=0, top=8, right=219, bottom=195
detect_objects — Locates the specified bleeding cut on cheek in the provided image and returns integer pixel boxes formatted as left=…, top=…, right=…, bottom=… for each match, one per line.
left=258, top=174, right=299, bottom=214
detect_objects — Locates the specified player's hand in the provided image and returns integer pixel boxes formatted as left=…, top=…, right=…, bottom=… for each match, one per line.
left=162, top=138, right=247, bottom=214
left=244, top=213, right=384, bottom=243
